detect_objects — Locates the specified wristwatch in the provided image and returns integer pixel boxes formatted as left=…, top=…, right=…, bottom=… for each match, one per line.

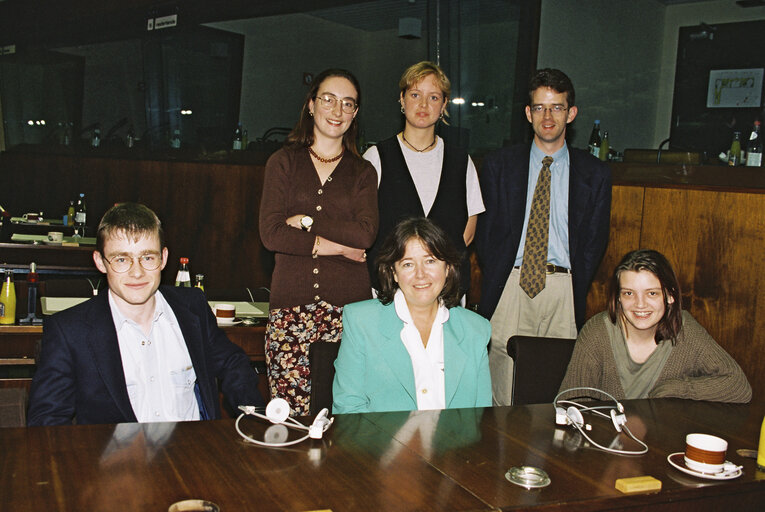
left=300, top=215, right=314, bottom=231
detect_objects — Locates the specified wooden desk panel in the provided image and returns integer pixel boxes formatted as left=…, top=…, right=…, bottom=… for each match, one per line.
left=5, top=416, right=488, bottom=511
left=3, top=400, right=764, bottom=511
left=365, top=400, right=765, bottom=511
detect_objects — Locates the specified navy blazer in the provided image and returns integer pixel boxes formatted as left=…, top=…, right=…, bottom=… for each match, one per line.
left=476, top=143, right=611, bottom=329
left=27, top=286, right=264, bottom=426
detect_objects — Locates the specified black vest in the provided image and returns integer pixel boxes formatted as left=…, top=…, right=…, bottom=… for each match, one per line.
left=368, top=136, right=470, bottom=293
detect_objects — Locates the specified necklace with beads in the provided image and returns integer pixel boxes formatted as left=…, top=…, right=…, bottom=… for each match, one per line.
left=402, top=133, right=437, bottom=153
left=308, top=146, right=344, bottom=163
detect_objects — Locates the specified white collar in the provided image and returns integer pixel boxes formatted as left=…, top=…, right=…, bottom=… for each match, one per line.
left=393, top=288, right=450, bottom=326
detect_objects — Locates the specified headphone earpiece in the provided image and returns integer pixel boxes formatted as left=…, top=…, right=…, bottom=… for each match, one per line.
left=265, top=398, right=290, bottom=424
left=566, top=406, right=585, bottom=428
left=610, top=408, right=627, bottom=433
left=555, top=406, right=569, bottom=426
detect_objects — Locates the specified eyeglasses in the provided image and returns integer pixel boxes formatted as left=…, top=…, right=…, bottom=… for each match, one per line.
left=314, top=94, right=358, bottom=114
left=102, top=253, right=162, bottom=273
left=530, top=104, right=569, bottom=115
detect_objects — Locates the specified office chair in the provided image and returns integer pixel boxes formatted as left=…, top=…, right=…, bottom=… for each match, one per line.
left=308, top=341, right=341, bottom=416
left=507, top=335, right=576, bottom=406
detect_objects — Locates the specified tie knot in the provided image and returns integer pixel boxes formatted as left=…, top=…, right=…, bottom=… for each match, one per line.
left=542, top=156, right=554, bottom=167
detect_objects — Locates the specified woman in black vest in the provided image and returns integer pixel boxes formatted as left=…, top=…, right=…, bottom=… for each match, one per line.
left=363, top=61, right=484, bottom=297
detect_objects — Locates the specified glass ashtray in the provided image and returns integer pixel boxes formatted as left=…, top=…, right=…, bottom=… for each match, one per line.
left=505, top=466, right=551, bottom=488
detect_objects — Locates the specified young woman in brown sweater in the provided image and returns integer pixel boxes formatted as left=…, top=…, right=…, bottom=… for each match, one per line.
left=559, top=249, right=751, bottom=403
left=259, top=69, right=378, bottom=415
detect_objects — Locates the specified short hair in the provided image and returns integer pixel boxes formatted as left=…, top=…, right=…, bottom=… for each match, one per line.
left=399, top=61, right=451, bottom=123
left=528, top=68, right=575, bottom=107
left=96, top=202, right=165, bottom=255
left=376, top=218, right=462, bottom=309
left=607, top=249, right=683, bottom=343
left=286, top=68, right=362, bottom=157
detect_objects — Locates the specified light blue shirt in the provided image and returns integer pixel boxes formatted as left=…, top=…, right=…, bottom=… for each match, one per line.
left=514, top=142, right=571, bottom=268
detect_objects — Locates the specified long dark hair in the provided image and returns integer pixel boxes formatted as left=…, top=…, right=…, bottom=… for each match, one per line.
left=285, top=68, right=361, bottom=157
left=607, top=249, right=683, bottom=343
left=376, top=218, right=462, bottom=309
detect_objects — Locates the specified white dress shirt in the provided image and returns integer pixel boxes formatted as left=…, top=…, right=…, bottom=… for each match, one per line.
left=109, top=290, right=200, bottom=422
left=394, top=289, right=449, bottom=410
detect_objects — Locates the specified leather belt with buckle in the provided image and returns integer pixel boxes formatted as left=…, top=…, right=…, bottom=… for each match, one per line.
left=514, top=264, right=571, bottom=274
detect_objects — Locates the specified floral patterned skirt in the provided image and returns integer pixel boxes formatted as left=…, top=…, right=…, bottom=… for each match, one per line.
left=265, top=301, right=343, bottom=417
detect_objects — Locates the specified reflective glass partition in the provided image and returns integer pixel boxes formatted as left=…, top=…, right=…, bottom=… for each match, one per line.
left=0, top=0, right=535, bottom=160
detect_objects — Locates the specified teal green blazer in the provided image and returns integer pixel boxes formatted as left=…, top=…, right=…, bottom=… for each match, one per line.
left=332, top=299, right=492, bottom=414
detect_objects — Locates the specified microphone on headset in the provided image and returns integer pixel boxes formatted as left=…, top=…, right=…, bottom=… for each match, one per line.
left=309, top=408, right=331, bottom=439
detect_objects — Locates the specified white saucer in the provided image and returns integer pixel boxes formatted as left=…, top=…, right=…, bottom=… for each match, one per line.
left=217, top=319, right=242, bottom=326
left=667, top=452, right=742, bottom=480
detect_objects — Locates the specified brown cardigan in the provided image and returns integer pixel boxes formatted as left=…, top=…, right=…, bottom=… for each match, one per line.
left=259, top=146, right=378, bottom=309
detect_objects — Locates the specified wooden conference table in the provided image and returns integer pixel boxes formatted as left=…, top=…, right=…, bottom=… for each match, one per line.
left=3, top=399, right=764, bottom=511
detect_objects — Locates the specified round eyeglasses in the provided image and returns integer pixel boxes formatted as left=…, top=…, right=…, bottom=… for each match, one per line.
left=102, top=253, right=162, bottom=273
left=530, top=104, right=569, bottom=115
left=315, top=94, right=358, bottom=114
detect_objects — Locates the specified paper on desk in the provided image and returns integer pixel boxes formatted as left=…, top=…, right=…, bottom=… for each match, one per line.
left=208, top=301, right=267, bottom=318
left=41, top=297, right=90, bottom=315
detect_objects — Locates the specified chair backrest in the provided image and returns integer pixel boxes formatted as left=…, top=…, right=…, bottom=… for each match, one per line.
left=309, top=341, right=341, bottom=416
left=507, top=335, right=576, bottom=406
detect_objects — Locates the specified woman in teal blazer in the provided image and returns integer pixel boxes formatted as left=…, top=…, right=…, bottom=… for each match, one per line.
left=333, top=218, right=492, bottom=414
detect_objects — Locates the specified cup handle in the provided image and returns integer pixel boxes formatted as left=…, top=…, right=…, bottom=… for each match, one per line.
left=48, top=235, right=54, bottom=241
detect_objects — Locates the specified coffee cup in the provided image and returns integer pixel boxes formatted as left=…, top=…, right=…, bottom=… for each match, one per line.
left=47, top=231, right=64, bottom=243
left=213, top=303, right=236, bottom=324
left=684, top=433, right=727, bottom=473
left=22, top=212, right=40, bottom=223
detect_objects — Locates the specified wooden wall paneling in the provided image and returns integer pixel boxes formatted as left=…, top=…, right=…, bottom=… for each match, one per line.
left=585, top=185, right=644, bottom=319
left=0, top=152, right=272, bottom=294
left=640, top=187, right=765, bottom=400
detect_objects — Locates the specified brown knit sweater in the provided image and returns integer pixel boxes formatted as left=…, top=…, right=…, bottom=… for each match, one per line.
left=259, top=146, right=378, bottom=309
left=559, top=311, right=752, bottom=403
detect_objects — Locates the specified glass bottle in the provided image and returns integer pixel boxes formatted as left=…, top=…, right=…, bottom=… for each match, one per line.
left=126, top=125, right=135, bottom=148
left=746, top=121, right=762, bottom=167
left=728, top=132, right=741, bottom=166
left=74, top=193, right=87, bottom=238
left=194, top=274, right=205, bottom=292
left=588, top=120, right=601, bottom=158
left=91, top=127, right=101, bottom=148
left=175, top=258, right=191, bottom=287
left=67, top=200, right=75, bottom=227
left=232, top=123, right=243, bottom=150
left=599, top=131, right=610, bottom=162
left=758, top=415, right=765, bottom=470
left=0, top=269, right=17, bottom=325
left=171, top=129, right=181, bottom=149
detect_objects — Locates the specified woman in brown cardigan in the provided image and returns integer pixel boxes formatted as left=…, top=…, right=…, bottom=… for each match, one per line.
left=259, top=68, right=378, bottom=416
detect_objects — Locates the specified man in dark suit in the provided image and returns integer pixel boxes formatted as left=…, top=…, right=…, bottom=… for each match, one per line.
left=28, top=202, right=264, bottom=425
left=476, top=69, right=611, bottom=405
